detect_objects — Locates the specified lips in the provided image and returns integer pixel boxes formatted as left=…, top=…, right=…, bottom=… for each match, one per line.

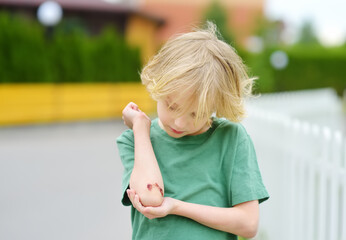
left=170, top=127, right=184, bottom=134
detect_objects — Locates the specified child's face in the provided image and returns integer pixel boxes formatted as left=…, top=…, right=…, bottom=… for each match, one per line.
left=157, top=94, right=210, bottom=138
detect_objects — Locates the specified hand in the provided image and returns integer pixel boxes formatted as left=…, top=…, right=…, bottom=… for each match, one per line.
left=127, top=189, right=177, bottom=219
left=122, top=102, right=151, bottom=129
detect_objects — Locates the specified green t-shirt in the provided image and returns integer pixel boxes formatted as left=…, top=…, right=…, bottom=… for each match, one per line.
left=116, top=117, right=269, bottom=240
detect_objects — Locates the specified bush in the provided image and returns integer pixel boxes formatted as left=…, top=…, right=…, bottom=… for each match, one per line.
left=0, top=11, right=141, bottom=83
left=241, top=46, right=346, bottom=96
left=274, top=46, right=346, bottom=95
left=87, top=27, right=141, bottom=82
left=0, top=12, right=52, bottom=83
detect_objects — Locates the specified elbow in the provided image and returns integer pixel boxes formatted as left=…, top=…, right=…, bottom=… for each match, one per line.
left=130, top=180, right=164, bottom=207
left=241, top=228, right=258, bottom=239
left=140, top=189, right=164, bottom=207
left=232, top=200, right=259, bottom=238
left=238, top=220, right=258, bottom=239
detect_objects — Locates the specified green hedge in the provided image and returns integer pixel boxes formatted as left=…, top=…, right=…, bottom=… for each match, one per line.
left=0, top=11, right=141, bottom=83
left=242, top=46, right=346, bottom=96
left=1, top=10, right=345, bottom=94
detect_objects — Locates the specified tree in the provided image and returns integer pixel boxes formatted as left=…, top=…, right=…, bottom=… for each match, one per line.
left=203, top=0, right=235, bottom=45
left=297, top=20, right=320, bottom=45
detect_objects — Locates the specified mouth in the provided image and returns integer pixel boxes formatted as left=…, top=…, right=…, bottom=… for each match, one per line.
left=170, top=127, right=184, bottom=134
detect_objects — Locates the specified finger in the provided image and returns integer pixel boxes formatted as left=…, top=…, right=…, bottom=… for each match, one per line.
left=134, top=194, right=148, bottom=213
left=127, top=190, right=139, bottom=208
left=126, top=190, right=133, bottom=202
left=140, top=206, right=157, bottom=219
left=127, top=190, right=137, bottom=207
left=128, top=189, right=136, bottom=196
left=144, top=213, right=157, bottom=220
left=129, top=189, right=137, bottom=197
left=142, top=206, right=154, bottom=215
left=133, top=194, right=142, bottom=209
left=129, top=102, right=139, bottom=111
left=144, top=206, right=161, bottom=216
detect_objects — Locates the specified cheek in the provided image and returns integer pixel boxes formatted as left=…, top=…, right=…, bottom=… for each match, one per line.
left=194, top=120, right=208, bottom=130
left=157, top=104, right=169, bottom=122
left=162, top=111, right=172, bottom=123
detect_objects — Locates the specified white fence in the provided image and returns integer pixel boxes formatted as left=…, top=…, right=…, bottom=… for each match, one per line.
left=243, top=88, right=346, bottom=240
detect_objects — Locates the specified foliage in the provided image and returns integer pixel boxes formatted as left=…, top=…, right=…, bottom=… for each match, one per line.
left=296, top=20, right=320, bottom=45
left=237, top=15, right=345, bottom=96
left=202, top=0, right=236, bottom=46
left=242, top=45, right=346, bottom=96
left=252, top=16, right=285, bottom=49
left=0, top=11, right=141, bottom=83
left=202, top=2, right=345, bottom=96
left=0, top=12, right=51, bottom=83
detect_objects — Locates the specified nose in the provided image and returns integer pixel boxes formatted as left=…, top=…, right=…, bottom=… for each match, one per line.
left=174, top=115, right=189, bottom=130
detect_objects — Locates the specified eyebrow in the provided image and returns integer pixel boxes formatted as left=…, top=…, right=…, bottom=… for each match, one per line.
left=166, top=98, right=178, bottom=107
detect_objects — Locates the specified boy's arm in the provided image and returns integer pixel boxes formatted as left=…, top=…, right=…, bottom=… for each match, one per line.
left=130, top=117, right=164, bottom=206
left=122, top=102, right=164, bottom=207
left=171, top=199, right=259, bottom=239
left=127, top=191, right=259, bottom=239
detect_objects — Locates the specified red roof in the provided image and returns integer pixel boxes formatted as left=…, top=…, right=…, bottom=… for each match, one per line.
left=140, top=3, right=205, bottom=43
left=0, top=0, right=129, bottom=12
left=0, top=0, right=163, bottom=23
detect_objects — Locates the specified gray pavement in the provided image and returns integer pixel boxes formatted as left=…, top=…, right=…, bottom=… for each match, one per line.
left=0, top=120, right=132, bottom=240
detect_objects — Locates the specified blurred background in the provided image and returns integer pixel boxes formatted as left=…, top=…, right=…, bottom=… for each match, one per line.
left=0, top=0, right=345, bottom=239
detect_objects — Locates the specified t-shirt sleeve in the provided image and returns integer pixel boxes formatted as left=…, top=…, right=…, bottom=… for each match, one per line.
left=116, top=129, right=135, bottom=206
left=230, top=132, right=269, bottom=206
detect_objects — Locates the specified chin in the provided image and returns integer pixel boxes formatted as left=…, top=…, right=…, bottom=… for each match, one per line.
left=168, top=131, right=186, bottom=138
left=168, top=133, right=183, bottom=138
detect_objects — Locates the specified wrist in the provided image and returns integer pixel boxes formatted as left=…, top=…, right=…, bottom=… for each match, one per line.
left=132, top=114, right=151, bottom=132
left=170, top=198, right=182, bottom=215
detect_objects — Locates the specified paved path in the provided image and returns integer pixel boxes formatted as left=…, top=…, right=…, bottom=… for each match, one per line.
left=0, top=120, right=132, bottom=240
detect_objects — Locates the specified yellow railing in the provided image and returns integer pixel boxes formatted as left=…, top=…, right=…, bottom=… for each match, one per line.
left=0, top=83, right=156, bottom=126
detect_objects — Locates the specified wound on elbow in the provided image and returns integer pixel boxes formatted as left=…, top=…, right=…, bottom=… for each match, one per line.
left=147, top=182, right=164, bottom=197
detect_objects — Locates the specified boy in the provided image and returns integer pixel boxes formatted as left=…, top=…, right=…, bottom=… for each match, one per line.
left=117, top=22, right=269, bottom=240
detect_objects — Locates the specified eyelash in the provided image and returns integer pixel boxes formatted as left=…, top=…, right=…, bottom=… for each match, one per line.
left=166, top=102, right=199, bottom=119
left=168, top=105, right=176, bottom=111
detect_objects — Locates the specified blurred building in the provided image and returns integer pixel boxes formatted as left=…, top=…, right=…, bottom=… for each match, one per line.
left=138, top=0, right=265, bottom=46
left=0, top=0, right=264, bottom=61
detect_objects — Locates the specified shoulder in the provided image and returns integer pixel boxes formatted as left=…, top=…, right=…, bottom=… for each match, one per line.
left=116, top=119, right=159, bottom=145
left=116, top=129, right=134, bottom=145
left=212, top=117, right=250, bottom=142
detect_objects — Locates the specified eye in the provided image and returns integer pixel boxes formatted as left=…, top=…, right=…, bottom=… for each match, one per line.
left=193, top=112, right=209, bottom=120
left=167, top=104, right=177, bottom=111
left=166, top=101, right=177, bottom=111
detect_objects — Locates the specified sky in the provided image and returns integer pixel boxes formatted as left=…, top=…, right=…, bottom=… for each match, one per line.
left=264, top=0, right=346, bottom=46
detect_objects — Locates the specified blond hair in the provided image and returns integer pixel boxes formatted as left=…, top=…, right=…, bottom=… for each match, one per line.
left=141, top=22, right=255, bottom=123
